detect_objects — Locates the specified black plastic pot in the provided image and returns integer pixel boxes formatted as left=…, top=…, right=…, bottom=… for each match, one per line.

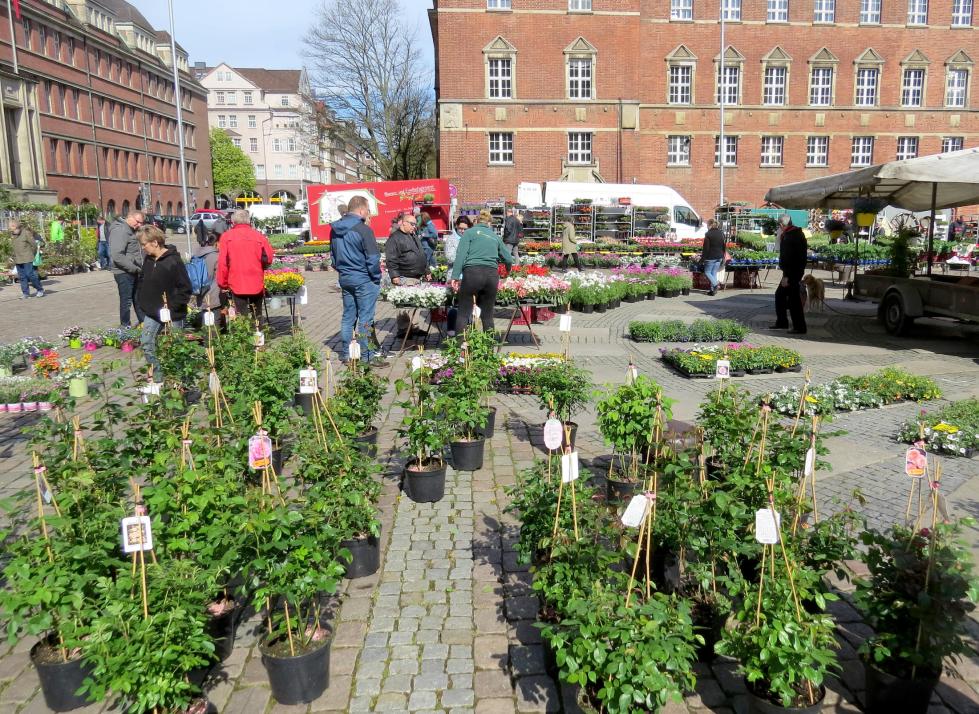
left=404, top=460, right=447, bottom=502
left=681, top=287, right=691, bottom=296
left=864, top=661, right=938, bottom=714
left=294, top=392, right=315, bottom=416
left=207, top=601, right=237, bottom=662
left=693, top=604, right=727, bottom=662
left=271, top=448, right=283, bottom=474
left=184, top=388, right=203, bottom=405
left=606, top=476, right=639, bottom=503
left=731, top=369, right=746, bottom=378
left=451, top=437, right=486, bottom=471
left=31, top=638, right=94, bottom=712
left=610, top=298, right=621, bottom=308
left=261, top=637, right=331, bottom=705
left=624, top=295, right=639, bottom=303
left=353, top=428, right=379, bottom=458
left=594, top=303, right=607, bottom=313
left=748, top=368, right=774, bottom=375
left=645, top=292, right=656, bottom=300
left=669, top=289, right=681, bottom=298
left=553, top=303, right=569, bottom=314
left=580, top=303, right=594, bottom=314
left=340, top=529, right=380, bottom=579
left=746, top=683, right=825, bottom=714
left=479, top=407, right=497, bottom=439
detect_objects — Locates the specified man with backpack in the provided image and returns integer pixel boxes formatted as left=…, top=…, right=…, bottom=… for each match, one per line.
left=188, top=231, right=221, bottom=310
left=216, top=209, right=274, bottom=320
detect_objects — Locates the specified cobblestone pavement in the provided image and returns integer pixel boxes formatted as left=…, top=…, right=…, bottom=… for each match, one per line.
left=1, top=269, right=978, bottom=712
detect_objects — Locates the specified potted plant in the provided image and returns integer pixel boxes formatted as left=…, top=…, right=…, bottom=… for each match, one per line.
left=534, top=361, right=592, bottom=450
left=853, top=522, right=978, bottom=714
left=0, top=342, right=21, bottom=378
left=331, top=362, right=386, bottom=456
left=437, top=339, right=490, bottom=471
left=61, top=354, right=93, bottom=399
left=60, top=325, right=83, bottom=350
left=396, top=367, right=451, bottom=502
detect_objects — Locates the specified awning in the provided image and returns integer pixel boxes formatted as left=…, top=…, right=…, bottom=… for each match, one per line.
left=764, top=148, right=979, bottom=211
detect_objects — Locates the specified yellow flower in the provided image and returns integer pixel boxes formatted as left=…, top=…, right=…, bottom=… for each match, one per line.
left=805, top=396, right=818, bottom=404
left=933, top=422, right=959, bottom=434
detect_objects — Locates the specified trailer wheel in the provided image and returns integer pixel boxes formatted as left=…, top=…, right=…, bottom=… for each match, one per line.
left=880, top=292, right=914, bottom=336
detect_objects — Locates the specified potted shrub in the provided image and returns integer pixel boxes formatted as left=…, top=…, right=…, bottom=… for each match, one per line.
left=0, top=343, right=21, bottom=378
left=396, top=368, right=451, bottom=502
left=534, top=361, right=592, bottom=450
left=331, top=362, right=386, bottom=456
left=853, top=522, right=978, bottom=714
left=437, top=347, right=490, bottom=471
left=61, top=354, right=93, bottom=399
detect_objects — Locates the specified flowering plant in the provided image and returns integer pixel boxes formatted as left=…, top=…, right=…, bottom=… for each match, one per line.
left=32, top=350, right=61, bottom=379
left=496, top=275, right=570, bottom=305
left=768, top=368, right=942, bottom=417
left=20, top=337, right=54, bottom=357
left=384, top=283, right=451, bottom=309
left=60, top=354, right=93, bottom=380
left=0, top=343, right=22, bottom=369
left=60, top=325, right=82, bottom=343
left=897, top=399, right=979, bottom=456
left=263, top=269, right=305, bottom=295
left=78, top=330, right=104, bottom=347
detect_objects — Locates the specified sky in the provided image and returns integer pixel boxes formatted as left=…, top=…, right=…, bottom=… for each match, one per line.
left=133, top=0, right=435, bottom=73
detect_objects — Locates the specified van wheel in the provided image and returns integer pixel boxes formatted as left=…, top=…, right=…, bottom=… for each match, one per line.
left=880, top=293, right=914, bottom=336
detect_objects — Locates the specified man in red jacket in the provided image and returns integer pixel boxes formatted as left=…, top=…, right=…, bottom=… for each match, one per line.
left=216, top=209, right=274, bottom=320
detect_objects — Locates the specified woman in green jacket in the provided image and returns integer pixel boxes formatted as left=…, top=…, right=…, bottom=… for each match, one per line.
left=450, top=210, right=512, bottom=333
left=10, top=219, right=45, bottom=298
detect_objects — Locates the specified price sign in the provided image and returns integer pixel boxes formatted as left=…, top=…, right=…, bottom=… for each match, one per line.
left=120, top=515, right=154, bottom=553
left=473, top=305, right=482, bottom=320
left=348, top=342, right=361, bottom=361
left=755, top=508, right=781, bottom=544
left=804, top=447, right=816, bottom=477
left=208, top=371, right=221, bottom=394
left=159, top=307, right=172, bottom=323
left=299, top=369, right=318, bottom=395
left=621, top=494, right=650, bottom=528
left=626, top=363, right=639, bottom=384
left=227, top=305, right=237, bottom=320
left=203, top=310, right=215, bottom=327
left=299, top=285, right=309, bottom=306
left=542, top=418, right=563, bottom=451
left=411, top=355, right=424, bottom=372
left=248, top=432, right=273, bottom=470
left=715, top=359, right=731, bottom=380
left=559, top=315, right=572, bottom=332
left=253, top=331, right=265, bottom=348
left=560, top=451, right=580, bottom=484
left=905, top=446, right=927, bottom=478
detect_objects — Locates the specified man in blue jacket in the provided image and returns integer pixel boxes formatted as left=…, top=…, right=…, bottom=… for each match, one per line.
left=331, top=196, right=382, bottom=362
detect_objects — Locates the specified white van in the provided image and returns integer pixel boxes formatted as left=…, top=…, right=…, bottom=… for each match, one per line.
left=542, top=182, right=707, bottom=239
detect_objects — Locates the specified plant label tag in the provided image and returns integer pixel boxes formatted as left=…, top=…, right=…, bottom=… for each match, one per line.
left=542, top=418, right=563, bottom=451
left=411, top=355, right=423, bottom=372
left=905, top=446, right=927, bottom=478
left=121, top=515, right=154, bottom=553
left=626, top=364, right=639, bottom=384
left=248, top=432, right=273, bottom=470
left=348, top=342, right=361, bottom=361
left=299, top=369, right=318, bottom=394
left=621, top=494, right=649, bottom=528
left=804, top=447, right=816, bottom=477
left=715, top=359, right=731, bottom=380
left=159, top=307, right=172, bottom=323
left=299, top=285, right=308, bottom=305
left=755, top=509, right=781, bottom=544
left=559, top=315, right=572, bottom=332
left=228, top=305, right=237, bottom=320
left=253, top=331, right=265, bottom=348
left=208, top=371, right=220, bottom=394
left=473, top=305, right=481, bottom=320
left=203, top=311, right=215, bottom=327
left=560, top=451, right=580, bottom=484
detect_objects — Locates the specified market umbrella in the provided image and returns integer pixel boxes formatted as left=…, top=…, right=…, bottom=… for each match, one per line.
left=764, top=148, right=979, bottom=273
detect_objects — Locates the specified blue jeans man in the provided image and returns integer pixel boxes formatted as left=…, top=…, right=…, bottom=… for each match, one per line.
left=97, top=240, right=111, bottom=269
left=703, top=259, right=722, bottom=295
left=15, top=263, right=44, bottom=297
left=114, top=272, right=145, bottom=327
left=340, top=281, right=380, bottom=361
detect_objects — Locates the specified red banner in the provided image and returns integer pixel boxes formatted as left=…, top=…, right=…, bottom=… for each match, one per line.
left=12, top=0, right=22, bottom=20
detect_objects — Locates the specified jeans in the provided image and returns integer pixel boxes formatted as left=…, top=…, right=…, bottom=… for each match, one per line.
left=456, top=265, right=499, bottom=333
left=141, top=316, right=184, bottom=380
left=340, top=281, right=380, bottom=361
left=114, top=272, right=145, bottom=327
left=97, top=241, right=111, bottom=269
left=507, top=243, right=519, bottom=260
left=560, top=253, right=581, bottom=271
left=774, top=277, right=807, bottom=332
left=15, top=263, right=43, bottom=296
left=703, top=259, right=722, bottom=290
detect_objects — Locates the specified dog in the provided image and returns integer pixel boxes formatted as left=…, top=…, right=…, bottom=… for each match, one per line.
left=801, top=274, right=826, bottom=311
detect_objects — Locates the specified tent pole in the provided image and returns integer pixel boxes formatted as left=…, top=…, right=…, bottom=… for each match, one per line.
left=926, top=182, right=937, bottom=277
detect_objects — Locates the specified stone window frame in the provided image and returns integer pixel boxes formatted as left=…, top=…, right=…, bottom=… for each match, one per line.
left=565, top=37, right=597, bottom=101
left=714, top=46, right=745, bottom=107
left=666, top=45, right=697, bottom=105
left=900, top=50, right=930, bottom=108
left=761, top=47, right=792, bottom=106
left=944, top=50, right=973, bottom=108
left=483, top=36, right=517, bottom=100
left=808, top=48, right=839, bottom=106
left=853, top=48, right=884, bottom=107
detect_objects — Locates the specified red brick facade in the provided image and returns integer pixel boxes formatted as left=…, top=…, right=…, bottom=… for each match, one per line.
left=431, top=0, right=979, bottom=217
left=0, top=0, right=212, bottom=215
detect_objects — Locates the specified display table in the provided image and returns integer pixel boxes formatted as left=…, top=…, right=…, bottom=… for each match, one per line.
left=264, top=292, right=303, bottom=326
left=499, top=303, right=552, bottom=351
left=392, top=305, right=448, bottom=355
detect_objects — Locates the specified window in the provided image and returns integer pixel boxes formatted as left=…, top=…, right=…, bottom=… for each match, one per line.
left=714, top=135, right=738, bottom=166
left=860, top=0, right=881, bottom=22
left=896, top=136, right=919, bottom=160
left=248, top=115, right=257, bottom=128
left=946, top=68, right=968, bottom=106
left=488, top=58, right=512, bottom=98
left=908, top=0, right=928, bottom=23
left=569, top=0, right=592, bottom=9
left=272, top=138, right=282, bottom=152
left=66, top=37, right=74, bottom=63
left=287, top=138, right=297, bottom=152
left=490, top=131, right=513, bottom=164
left=722, top=0, right=741, bottom=20
left=255, top=164, right=265, bottom=179
left=810, top=66, right=833, bottom=105
left=273, top=164, right=283, bottom=178
left=21, top=18, right=30, bottom=47
left=249, top=138, right=258, bottom=152
left=487, top=0, right=511, bottom=8
left=39, top=25, right=46, bottom=54
left=215, top=91, right=225, bottom=106
left=671, top=0, right=693, bottom=20
left=280, top=96, right=289, bottom=107
left=243, top=91, right=253, bottom=105
left=668, top=65, right=693, bottom=104
left=228, top=115, right=238, bottom=128
left=217, top=115, right=226, bottom=128
left=806, top=136, right=829, bottom=166
left=675, top=206, right=700, bottom=227
left=763, top=66, right=787, bottom=105
left=232, top=138, right=242, bottom=149
left=901, top=68, right=925, bottom=106
left=851, top=136, right=874, bottom=166
left=856, top=68, right=879, bottom=105
left=768, top=0, right=789, bottom=21
left=717, top=65, right=740, bottom=105
left=568, top=58, right=593, bottom=99
left=568, top=132, right=593, bottom=164
left=952, top=0, right=973, bottom=25
left=667, top=136, right=691, bottom=165
left=287, top=165, right=298, bottom=178
left=760, top=136, right=784, bottom=166
left=942, top=136, right=964, bottom=152
left=814, top=0, right=835, bottom=22
left=226, top=92, right=236, bottom=105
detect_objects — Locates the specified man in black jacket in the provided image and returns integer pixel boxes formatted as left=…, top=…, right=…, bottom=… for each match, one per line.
left=700, top=218, right=726, bottom=296
left=502, top=208, right=523, bottom=259
left=136, top=225, right=192, bottom=380
left=384, top=213, right=430, bottom=337
left=770, top=214, right=808, bottom=334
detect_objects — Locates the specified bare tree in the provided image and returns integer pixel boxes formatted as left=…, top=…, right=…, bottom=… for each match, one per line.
left=303, top=0, right=435, bottom=181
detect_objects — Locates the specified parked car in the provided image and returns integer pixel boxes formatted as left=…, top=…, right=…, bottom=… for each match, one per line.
left=191, top=211, right=228, bottom=231
left=160, top=215, right=186, bottom=234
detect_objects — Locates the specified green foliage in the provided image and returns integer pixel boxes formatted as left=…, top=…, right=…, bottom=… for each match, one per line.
left=629, top=319, right=749, bottom=343
left=156, top=330, right=206, bottom=388
left=210, top=128, right=256, bottom=199
left=331, top=362, right=386, bottom=438
left=898, top=398, right=979, bottom=455
left=596, top=376, right=674, bottom=456
left=396, top=369, right=451, bottom=466
left=533, top=361, right=592, bottom=423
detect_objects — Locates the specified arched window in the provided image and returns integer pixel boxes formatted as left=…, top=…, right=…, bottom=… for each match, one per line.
left=121, top=199, right=130, bottom=215
left=166, top=201, right=173, bottom=215
left=62, top=197, right=72, bottom=206
left=106, top=199, right=116, bottom=217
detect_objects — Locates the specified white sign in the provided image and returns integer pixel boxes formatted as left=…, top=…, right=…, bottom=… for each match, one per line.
left=715, top=359, right=731, bottom=380
left=560, top=451, right=580, bottom=484
left=621, top=494, right=650, bottom=528
left=542, top=418, right=563, bottom=451
left=159, top=307, right=172, bottom=324
left=804, top=447, right=816, bottom=477
left=348, top=342, right=362, bottom=361
left=253, top=331, right=265, bottom=348
left=755, top=508, right=781, bottom=544
left=626, top=364, right=639, bottom=384
left=227, top=305, right=237, bottom=320
left=299, top=369, right=318, bottom=395
left=411, top=355, right=424, bottom=372
left=208, top=371, right=221, bottom=394
left=121, top=515, right=154, bottom=553
left=203, top=310, right=216, bottom=327
left=139, top=382, right=162, bottom=403
left=473, top=305, right=481, bottom=320
left=248, top=432, right=273, bottom=470
left=559, top=315, right=572, bottom=332
left=299, top=285, right=309, bottom=306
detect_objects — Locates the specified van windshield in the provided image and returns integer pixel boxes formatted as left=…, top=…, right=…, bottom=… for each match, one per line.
left=674, top=206, right=701, bottom=228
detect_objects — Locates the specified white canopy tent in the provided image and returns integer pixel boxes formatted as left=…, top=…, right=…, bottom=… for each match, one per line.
left=764, top=148, right=979, bottom=274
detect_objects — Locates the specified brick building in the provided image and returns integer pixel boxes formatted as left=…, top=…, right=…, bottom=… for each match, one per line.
left=430, top=0, right=979, bottom=217
left=0, top=0, right=213, bottom=215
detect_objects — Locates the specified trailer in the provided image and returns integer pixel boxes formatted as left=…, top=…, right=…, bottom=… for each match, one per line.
left=854, top=273, right=979, bottom=335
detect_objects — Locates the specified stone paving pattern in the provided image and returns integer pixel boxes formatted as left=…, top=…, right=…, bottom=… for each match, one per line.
left=1, top=268, right=978, bottom=712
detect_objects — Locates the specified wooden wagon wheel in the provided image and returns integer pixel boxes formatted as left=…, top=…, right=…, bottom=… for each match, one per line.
left=889, top=212, right=921, bottom=233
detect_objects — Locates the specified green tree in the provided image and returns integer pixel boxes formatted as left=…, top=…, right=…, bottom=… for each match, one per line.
left=209, top=128, right=255, bottom=200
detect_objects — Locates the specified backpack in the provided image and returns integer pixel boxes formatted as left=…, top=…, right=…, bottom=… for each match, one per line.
left=187, top=255, right=212, bottom=296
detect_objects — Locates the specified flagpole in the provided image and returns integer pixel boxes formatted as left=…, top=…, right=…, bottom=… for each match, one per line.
left=7, top=0, right=19, bottom=74
left=167, top=0, right=193, bottom=257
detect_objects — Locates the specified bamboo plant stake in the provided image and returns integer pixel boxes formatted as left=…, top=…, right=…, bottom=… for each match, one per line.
left=791, top=415, right=821, bottom=536
left=905, top=422, right=929, bottom=527
left=32, top=454, right=71, bottom=661
left=625, top=395, right=666, bottom=606
left=790, top=369, right=814, bottom=438
left=911, top=458, right=943, bottom=680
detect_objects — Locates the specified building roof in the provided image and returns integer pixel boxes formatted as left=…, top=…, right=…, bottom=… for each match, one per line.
left=154, top=30, right=186, bottom=53
left=234, top=68, right=302, bottom=93
left=96, top=0, right=155, bottom=33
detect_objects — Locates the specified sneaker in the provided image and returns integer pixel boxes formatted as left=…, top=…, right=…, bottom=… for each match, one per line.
left=19, top=294, right=31, bottom=299
left=35, top=291, right=45, bottom=298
